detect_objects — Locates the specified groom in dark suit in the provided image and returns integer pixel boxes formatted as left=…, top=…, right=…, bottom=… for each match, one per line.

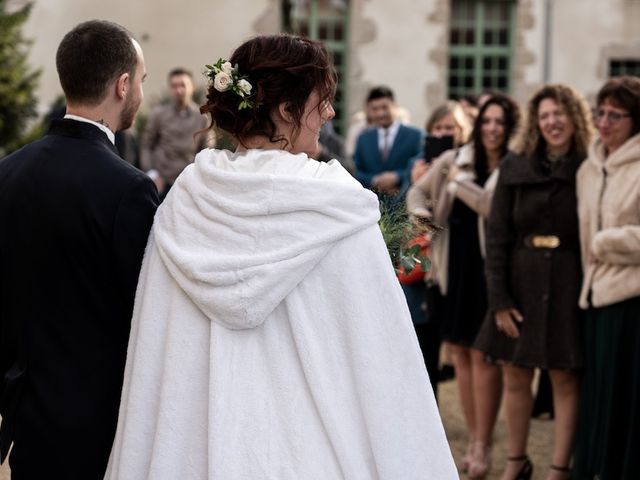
left=353, top=86, right=422, bottom=199
left=0, top=20, right=158, bottom=479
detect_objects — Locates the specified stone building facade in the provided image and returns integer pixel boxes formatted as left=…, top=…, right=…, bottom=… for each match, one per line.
left=12, top=0, right=640, bottom=133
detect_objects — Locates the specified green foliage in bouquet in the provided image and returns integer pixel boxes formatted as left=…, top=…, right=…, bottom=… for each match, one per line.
left=378, top=201, right=435, bottom=275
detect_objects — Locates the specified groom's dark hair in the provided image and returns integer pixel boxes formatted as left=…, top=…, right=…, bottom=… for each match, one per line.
left=56, top=20, right=138, bottom=106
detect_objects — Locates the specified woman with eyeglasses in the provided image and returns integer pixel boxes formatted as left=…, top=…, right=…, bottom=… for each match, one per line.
left=474, top=84, right=593, bottom=480
left=572, top=76, right=640, bottom=480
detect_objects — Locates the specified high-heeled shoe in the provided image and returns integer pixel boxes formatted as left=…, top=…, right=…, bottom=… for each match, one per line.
left=506, top=455, right=533, bottom=480
left=468, top=441, right=491, bottom=478
left=457, top=439, right=474, bottom=473
left=548, top=464, right=571, bottom=479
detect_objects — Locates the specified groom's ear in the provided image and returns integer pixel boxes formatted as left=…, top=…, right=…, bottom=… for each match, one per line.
left=115, top=72, right=130, bottom=101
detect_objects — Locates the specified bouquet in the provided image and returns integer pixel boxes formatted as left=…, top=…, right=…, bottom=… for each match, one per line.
left=378, top=201, right=437, bottom=282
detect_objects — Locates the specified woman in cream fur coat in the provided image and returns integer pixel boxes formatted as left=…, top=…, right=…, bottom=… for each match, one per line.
left=572, top=76, right=640, bottom=480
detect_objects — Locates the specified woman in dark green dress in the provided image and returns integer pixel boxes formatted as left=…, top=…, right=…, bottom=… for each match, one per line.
left=573, top=76, right=640, bottom=480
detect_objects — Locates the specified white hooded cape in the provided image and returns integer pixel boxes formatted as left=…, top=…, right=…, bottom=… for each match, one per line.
left=105, top=149, right=457, bottom=479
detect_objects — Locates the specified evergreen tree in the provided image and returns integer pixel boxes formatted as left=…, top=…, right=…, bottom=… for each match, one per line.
left=0, top=0, right=41, bottom=155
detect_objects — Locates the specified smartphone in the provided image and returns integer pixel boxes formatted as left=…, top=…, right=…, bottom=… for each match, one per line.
left=423, top=135, right=454, bottom=164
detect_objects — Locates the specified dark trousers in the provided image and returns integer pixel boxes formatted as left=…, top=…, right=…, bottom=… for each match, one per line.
left=419, top=283, right=445, bottom=400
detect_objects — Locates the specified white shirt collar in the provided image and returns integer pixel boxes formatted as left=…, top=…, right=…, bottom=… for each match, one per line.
left=377, top=120, right=401, bottom=151
left=64, top=114, right=116, bottom=144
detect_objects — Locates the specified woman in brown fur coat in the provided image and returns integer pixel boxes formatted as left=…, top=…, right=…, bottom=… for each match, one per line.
left=474, top=84, right=593, bottom=480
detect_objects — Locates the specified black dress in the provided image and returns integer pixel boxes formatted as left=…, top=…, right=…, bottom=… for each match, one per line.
left=441, top=197, right=488, bottom=346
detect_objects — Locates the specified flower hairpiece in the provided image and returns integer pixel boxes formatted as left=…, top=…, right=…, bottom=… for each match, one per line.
left=205, top=58, right=254, bottom=110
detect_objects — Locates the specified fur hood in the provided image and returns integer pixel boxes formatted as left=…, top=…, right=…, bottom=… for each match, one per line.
left=153, top=149, right=380, bottom=329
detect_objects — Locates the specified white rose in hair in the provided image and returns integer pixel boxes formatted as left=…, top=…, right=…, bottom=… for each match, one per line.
left=221, top=61, right=233, bottom=75
left=214, top=72, right=232, bottom=92
left=237, top=79, right=252, bottom=96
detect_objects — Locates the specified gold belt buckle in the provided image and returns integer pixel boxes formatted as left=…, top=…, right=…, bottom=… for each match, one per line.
left=531, top=235, right=560, bottom=249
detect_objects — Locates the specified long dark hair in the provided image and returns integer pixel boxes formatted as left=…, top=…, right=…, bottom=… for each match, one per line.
left=200, top=34, right=337, bottom=148
left=471, top=93, right=521, bottom=182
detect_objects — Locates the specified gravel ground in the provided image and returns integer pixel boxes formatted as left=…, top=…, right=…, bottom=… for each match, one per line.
left=439, top=375, right=555, bottom=480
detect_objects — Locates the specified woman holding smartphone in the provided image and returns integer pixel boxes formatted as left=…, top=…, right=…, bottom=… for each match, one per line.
left=407, top=94, right=520, bottom=478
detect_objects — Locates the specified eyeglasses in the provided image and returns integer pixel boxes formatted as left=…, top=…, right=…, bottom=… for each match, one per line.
left=594, top=109, right=631, bottom=123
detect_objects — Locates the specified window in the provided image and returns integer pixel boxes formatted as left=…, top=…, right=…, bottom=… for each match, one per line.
left=448, top=0, right=516, bottom=99
left=282, top=0, right=349, bottom=135
left=610, top=59, right=640, bottom=77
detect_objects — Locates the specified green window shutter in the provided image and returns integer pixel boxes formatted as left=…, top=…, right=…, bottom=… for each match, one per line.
left=610, top=59, right=640, bottom=77
left=282, top=0, right=350, bottom=135
left=448, top=0, right=516, bottom=99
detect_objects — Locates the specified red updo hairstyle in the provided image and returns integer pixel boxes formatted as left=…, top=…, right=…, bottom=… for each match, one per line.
left=201, top=34, right=337, bottom=148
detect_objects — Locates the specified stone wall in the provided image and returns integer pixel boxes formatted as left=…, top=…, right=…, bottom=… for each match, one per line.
left=16, top=0, right=640, bottom=121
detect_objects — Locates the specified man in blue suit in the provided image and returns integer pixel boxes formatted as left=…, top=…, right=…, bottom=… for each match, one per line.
left=353, top=86, right=422, bottom=199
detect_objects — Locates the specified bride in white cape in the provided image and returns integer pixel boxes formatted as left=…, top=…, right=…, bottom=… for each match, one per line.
left=105, top=34, right=457, bottom=480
